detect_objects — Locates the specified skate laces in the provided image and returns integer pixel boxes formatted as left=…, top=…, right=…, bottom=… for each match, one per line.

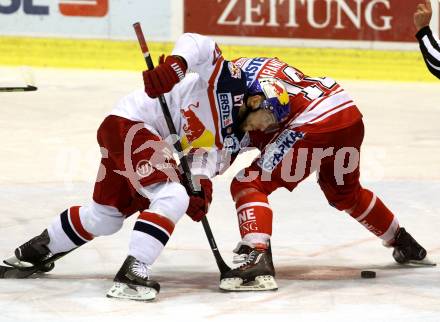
left=232, top=241, right=268, bottom=265
left=236, top=250, right=261, bottom=268
left=131, top=260, right=151, bottom=280
left=232, top=240, right=255, bottom=264
left=237, top=245, right=268, bottom=268
left=233, top=253, right=249, bottom=264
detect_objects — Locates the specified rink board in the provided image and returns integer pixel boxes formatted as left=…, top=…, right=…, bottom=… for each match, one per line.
left=0, top=35, right=437, bottom=82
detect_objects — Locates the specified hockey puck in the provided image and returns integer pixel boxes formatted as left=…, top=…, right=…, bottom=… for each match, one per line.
left=361, top=270, right=376, bottom=278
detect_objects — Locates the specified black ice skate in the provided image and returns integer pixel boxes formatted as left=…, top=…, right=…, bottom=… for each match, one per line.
left=106, top=255, right=160, bottom=301
left=219, top=242, right=278, bottom=291
left=0, top=230, right=64, bottom=278
left=391, top=227, right=435, bottom=266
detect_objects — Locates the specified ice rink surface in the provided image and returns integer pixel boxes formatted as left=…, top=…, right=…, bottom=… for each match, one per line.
left=1, top=67, right=440, bottom=322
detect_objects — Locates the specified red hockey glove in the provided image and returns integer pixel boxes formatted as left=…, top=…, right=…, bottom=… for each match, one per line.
left=186, top=176, right=213, bottom=222
left=143, top=55, right=187, bottom=98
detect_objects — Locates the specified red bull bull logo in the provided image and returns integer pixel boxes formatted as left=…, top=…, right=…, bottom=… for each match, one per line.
left=181, top=102, right=206, bottom=143
left=180, top=102, right=215, bottom=149
left=272, top=82, right=284, bottom=97
left=260, top=77, right=290, bottom=105
left=228, top=62, right=242, bottom=79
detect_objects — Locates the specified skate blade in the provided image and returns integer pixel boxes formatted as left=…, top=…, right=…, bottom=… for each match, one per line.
left=406, top=257, right=437, bottom=267
left=3, top=255, right=34, bottom=269
left=106, top=282, right=157, bottom=301
left=219, top=275, right=278, bottom=292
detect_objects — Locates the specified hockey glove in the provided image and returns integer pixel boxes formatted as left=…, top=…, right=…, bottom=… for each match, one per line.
left=186, top=176, right=213, bottom=222
left=143, top=55, right=187, bottom=98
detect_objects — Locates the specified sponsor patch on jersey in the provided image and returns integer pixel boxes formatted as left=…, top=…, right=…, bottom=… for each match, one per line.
left=257, top=129, right=304, bottom=172
left=223, top=135, right=240, bottom=153
left=241, top=57, right=266, bottom=86
left=217, top=92, right=233, bottom=128
left=228, top=62, right=242, bottom=79
left=233, top=58, right=247, bottom=69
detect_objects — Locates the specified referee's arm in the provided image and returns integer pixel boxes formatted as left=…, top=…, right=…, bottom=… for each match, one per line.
left=416, top=26, right=440, bottom=79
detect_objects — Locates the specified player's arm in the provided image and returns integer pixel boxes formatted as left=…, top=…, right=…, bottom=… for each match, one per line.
left=182, top=148, right=219, bottom=223
left=171, top=33, right=223, bottom=83
left=416, top=26, right=440, bottom=79
left=183, top=145, right=252, bottom=223
left=142, top=33, right=223, bottom=98
left=414, top=0, right=440, bottom=79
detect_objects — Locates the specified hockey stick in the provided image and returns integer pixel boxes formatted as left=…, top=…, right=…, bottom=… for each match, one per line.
left=0, top=85, right=37, bottom=92
left=133, top=22, right=231, bottom=276
left=0, top=67, right=38, bottom=92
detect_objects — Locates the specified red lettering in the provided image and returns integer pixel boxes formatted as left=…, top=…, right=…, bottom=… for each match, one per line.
left=184, top=0, right=413, bottom=42
left=60, top=0, right=108, bottom=17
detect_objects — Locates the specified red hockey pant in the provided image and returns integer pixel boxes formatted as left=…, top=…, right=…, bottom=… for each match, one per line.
left=230, top=120, right=399, bottom=243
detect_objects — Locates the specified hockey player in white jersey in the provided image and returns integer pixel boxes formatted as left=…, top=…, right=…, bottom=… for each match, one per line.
left=0, top=33, right=249, bottom=301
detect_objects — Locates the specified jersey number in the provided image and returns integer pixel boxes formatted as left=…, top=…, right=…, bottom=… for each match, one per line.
left=282, top=66, right=336, bottom=100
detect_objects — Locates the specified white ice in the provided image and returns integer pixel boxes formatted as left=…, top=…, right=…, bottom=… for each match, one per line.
left=0, top=67, right=440, bottom=322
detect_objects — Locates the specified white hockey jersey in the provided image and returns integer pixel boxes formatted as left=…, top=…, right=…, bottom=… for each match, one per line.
left=110, top=33, right=248, bottom=178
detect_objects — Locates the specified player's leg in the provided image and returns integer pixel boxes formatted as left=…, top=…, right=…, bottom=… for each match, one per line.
left=318, top=120, right=432, bottom=265
left=220, top=130, right=309, bottom=291
left=107, top=180, right=189, bottom=301
left=1, top=178, right=126, bottom=277
left=1, top=117, right=132, bottom=277
left=102, top=116, right=189, bottom=300
left=2, top=115, right=152, bottom=277
left=219, top=171, right=277, bottom=291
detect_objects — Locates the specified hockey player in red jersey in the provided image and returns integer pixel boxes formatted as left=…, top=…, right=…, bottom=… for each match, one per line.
left=219, top=57, right=434, bottom=291
left=0, top=33, right=250, bottom=301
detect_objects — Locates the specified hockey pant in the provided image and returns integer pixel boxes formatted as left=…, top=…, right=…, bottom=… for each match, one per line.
left=46, top=115, right=189, bottom=265
left=230, top=120, right=399, bottom=246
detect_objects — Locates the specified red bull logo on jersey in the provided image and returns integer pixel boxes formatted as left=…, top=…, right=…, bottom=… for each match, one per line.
left=180, top=102, right=215, bottom=149
left=181, top=102, right=206, bottom=143
left=228, top=62, right=242, bottom=79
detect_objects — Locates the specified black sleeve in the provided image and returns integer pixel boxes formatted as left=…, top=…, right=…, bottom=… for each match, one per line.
left=415, top=26, right=440, bottom=79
